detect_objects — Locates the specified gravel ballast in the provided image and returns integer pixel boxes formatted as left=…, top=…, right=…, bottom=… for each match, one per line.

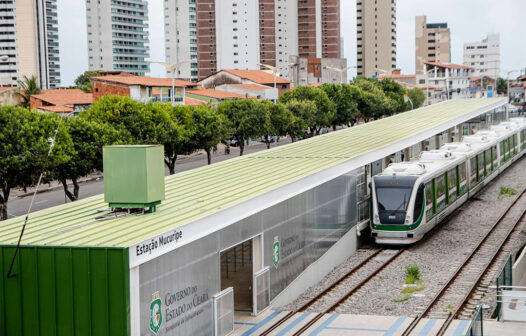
left=281, top=156, right=526, bottom=317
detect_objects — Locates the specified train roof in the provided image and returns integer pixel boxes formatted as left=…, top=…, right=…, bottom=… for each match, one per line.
left=0, top=98, right=506, bottom=249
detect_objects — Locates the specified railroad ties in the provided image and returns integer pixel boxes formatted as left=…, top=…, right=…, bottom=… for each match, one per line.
left=400, top=188, right=526, bottom=336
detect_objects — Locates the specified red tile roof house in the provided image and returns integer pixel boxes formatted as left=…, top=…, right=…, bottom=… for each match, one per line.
left=30, top=89, right=94, bottom=114
left=214, top=83, right=277, bottom=101
left=185, top=87, right=254, bottom=104
left=198, top=69, right=291, bottom=96
left=91, top=73, right=196, bottom=105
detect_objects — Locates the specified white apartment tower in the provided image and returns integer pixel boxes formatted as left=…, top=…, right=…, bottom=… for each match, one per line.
left=0, top=0, right=60, bottom=89
left=463, top=33, right=500, bottom=79
left=178, top=0, right=340, bottom=81
left=356, top=0, right=397, bottom=77
left=163, top=0, right=199, bottom=82
left=86, top=0, right=150, bottom=75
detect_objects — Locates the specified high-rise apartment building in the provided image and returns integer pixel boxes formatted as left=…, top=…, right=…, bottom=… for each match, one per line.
left=463, top=33, right=500, bottom=79
left=163, top=0, right=199, bottom=81
left=415, top=16, right=450, bottom=74
left=185, top=0, right=340, bottom=81
left=86, top=0, right=150, bottom=76
left=0, top=0, right=60, bottom=89
left=356, top=0, right=397, bottom=77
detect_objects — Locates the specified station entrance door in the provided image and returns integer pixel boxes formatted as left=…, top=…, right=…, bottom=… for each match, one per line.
left=220, top=235, right=267, bottom=315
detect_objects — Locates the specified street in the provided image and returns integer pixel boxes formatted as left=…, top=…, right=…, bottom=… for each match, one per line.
left=6, top=139, right=293, bottom=219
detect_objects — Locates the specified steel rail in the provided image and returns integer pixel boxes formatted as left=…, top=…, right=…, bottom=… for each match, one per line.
left=292, top=248, right=405, bottom=336
left=258, top=248, right=384, bottom=336
left=401, top=188, right=526, bottom=336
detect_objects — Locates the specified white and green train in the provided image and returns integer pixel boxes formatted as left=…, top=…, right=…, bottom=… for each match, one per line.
left=371, top=117, right=526, bottom=245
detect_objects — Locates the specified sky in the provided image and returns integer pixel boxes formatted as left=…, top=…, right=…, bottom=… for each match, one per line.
left=58, top=0, right=526, bottom=87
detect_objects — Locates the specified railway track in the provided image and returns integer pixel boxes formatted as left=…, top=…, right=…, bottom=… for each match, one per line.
left=400, top=188, right=526, bottom=336
left=258, top=248, right=405, bottom=336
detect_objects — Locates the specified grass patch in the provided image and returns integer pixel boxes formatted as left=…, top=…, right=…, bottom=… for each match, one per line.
left=401, top=282, right=425, bottom=294
left=405, top=264, right=421, bottom=284
left=392, top=295, right=411, bottom=303
left=498, top=187, right=517, bottom=200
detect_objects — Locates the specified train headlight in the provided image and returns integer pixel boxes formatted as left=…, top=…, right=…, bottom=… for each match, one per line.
left=374, top=215, right=380, bottom=222
left=405, top=220, right=410, bottom=224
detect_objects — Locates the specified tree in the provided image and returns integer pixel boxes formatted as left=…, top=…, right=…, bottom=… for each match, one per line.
left=0, top=106, right=72, bottom=220
left=497, top=77, right=507, bottom=95
left=216, top=99, right=265, bottom=156
left=191, top=105, right=228, bottom=164
left=74, top=70, right=103, bottom=93
left=352, top=77, right=393, bottom=120
left=17, top=75, right=40, bottom=108
left=163, top=105, right=197, bottom=174
left=407, top=88, right=426, bottom=110
left=320, top=84, right=359, bottom=130
left=379, top=78, right=406, bottom=113
left=53, top=117, right=124, bottom=201
left=82, top=96, right=183, bottom=174
left=283, top=99, right=314, bottom=142
left=259, top=101, right=293, bottom=149
left=279, top=86, right=335, bottom=135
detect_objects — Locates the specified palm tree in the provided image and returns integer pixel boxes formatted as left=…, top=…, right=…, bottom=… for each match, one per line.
left=17, top=75, right=40, bottom=107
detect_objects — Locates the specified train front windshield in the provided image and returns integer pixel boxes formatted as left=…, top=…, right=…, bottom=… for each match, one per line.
left=375, top=187, right=412, bottom=211
left=373, top=175, right=418, bottom=225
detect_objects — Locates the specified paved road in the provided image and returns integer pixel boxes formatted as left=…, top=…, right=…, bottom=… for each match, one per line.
left=6, top=139, right=293, bottom=219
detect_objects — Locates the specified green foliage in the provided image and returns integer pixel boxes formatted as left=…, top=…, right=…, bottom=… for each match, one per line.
left=190, top=105, right=228, bottom=164
left=497, top=77, right=507, bottom=95
left=379, top=78, right=406, bottom=112
left=74, top=70, right=103, bottom=93
left=283, top=99, right=313, bottom=142
left=392, top=295, right=412, bottom=303
left=401, top=283, right=425, bottom=294
left=320, top=83, right=359, bottom=129
left=279, top=86, right=335, bottom=134
left=405, top=264, right=421, bottom=284
left=407, top=88, right=426, bottom=109
left=498, top=187, right=517, bottom=200
left=17, top=75, right=41, bottom=107
left=216, top=99, right=266, bottom=155
left=259, top=101, right=294, bottom=148
left=53, top=117, right=124, bottom=201
left=352, top=77, right=394, bottom=120
left=0, top=106, right=73, bottom=219
left=81, top=95, right=177, bottom=145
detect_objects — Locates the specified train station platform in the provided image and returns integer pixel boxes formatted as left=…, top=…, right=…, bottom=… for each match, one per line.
left=233, top=309, right=524, bottom=336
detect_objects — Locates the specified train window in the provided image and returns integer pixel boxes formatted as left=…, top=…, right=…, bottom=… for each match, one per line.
left=436, top=175, right=446, bottom=212
left=413, top=184, right=424, bottom=221
left=485, top=150, right=491, bottom=173
left=470, top=157, right=477, bottom=186
left=513, top=135, right=517, bottom=154
left=492, top=145, right=498, bottom=165
left=501, top=141, right=507, bottom=162
left=448, top=168, right=457, bottom=191
left=459, top=162, right=467, bottom=183
left=425, top=182, right=433, bottom=206
left=375, top=187, right=412, bottom=212
left=477, top=154, right=484, bottom=180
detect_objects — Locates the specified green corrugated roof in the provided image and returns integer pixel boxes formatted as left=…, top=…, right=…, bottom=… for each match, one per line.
left=0, top=98, right=506, bottom=247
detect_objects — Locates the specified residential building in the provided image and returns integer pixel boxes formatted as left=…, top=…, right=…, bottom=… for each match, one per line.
left=91, top=74, right=195, bottom=104
left=163, top=0, right=199, bottom=82
left=186, top=87, right=253, bottom=104
left=469, top=76, right=497, bottom=98
left=29, top=89, right=93, bottom=113
left=0, top=87, right=20, bottom=105
left=215, top=83, right=278, bottom=101
left=288, top=56, right=347, bottom=86
left=199, top=69, right=291, bottom=95
left=463, top=33, right=500, bottom=79
left=356, top=0, right=397, bottom=77
left=510, top=75, right=526, bottom=104
left=0, top=0, right=60, bottom=89
left=424, top=62, right=474, bottom=100
left=85, top=0, right=150, bottom=76
left=415, top=16, right=450, bottom=74
left=191, top=0, right=340, bottom=81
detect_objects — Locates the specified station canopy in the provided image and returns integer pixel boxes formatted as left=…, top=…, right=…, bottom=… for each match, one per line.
left=0, top=98, right=506, bottom=248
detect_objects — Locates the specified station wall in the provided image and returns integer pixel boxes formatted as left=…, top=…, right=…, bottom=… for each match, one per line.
left=137, top=168, right=360, bottom=335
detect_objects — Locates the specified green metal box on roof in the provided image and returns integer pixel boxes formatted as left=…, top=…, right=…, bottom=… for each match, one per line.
left=103, top=145, right=165, bottom=210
